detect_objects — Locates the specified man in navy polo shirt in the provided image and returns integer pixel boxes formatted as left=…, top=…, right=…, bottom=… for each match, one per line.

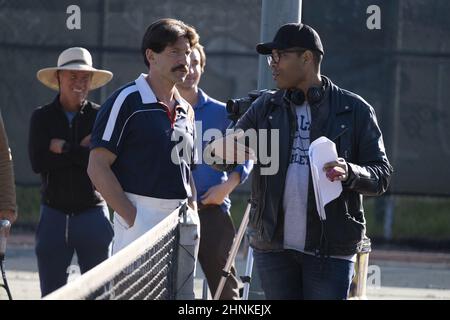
left=177, top=44, right=253, bottom=300
left=88, top=18, right=200, bottom=254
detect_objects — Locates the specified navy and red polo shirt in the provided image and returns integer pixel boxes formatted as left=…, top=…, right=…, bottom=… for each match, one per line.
left=91, top=73, right=197, bottom=199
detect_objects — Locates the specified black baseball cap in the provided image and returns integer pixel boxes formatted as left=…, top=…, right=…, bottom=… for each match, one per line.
left=256, top=23, right=324, bottom=55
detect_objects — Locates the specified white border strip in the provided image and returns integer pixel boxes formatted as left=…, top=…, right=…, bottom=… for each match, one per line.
left=102, top=85, right=138, bottom=142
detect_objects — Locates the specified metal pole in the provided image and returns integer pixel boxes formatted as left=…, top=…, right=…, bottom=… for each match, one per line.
left=202, top=279, right=209, bottom=300
left=257, top=0, right=302, bottom=90
left=214, top=203, right=251, bottom=300
left=176, top=203, right=201, bottom=300
left=242, top=246, right=254, bottom=300
left=0, top=261, right=12, bottom=300
left=241, top=0, right=302, bottom=300
left=0, top=220, right=12, bottom=300
left=381, top=0, right=403, bottom=240
left=98, top=0, right=109, bottom=104
left=383, top=196, right=395, bottom=240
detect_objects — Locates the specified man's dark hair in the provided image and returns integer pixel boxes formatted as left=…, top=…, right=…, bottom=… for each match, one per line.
left=311, top=50, right=323, bottom=71
left=141, top=18, right=199, bottom=68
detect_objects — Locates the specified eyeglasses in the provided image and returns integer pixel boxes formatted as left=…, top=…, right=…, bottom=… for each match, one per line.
left=266, top=49, right=306, bottom=66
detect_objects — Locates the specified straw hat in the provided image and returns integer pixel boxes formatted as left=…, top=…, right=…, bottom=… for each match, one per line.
left=37, top=47, right=113, bottom=91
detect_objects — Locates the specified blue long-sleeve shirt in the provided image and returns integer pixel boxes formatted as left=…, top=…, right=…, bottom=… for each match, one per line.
left=193, top=89, right=253, bottom=213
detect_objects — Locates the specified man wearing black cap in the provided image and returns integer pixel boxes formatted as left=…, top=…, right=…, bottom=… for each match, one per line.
left=211, top=23, right=393, bottom=299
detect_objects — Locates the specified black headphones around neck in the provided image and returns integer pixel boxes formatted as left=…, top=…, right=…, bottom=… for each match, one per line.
left=284, top=79, right=326, bottom=106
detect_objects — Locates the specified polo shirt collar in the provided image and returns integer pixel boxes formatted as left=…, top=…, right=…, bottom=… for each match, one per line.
left=135, top=73, right=157, bottom=104
left=135, top=73, right=191, bottom=112
left=193, top=88, right=208, bottom=110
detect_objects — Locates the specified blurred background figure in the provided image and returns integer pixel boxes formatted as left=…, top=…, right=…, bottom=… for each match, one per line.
left=0, top=111, right=17, bottom=225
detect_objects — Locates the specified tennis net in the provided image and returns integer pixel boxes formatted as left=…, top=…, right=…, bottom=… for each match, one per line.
left=44, top=204, right=196, bottom=300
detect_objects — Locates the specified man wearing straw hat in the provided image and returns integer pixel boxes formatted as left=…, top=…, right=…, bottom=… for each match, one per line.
left=29, top=47, right=114, bottom=296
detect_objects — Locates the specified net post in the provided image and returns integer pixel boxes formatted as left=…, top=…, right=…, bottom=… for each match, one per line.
left=175, top=204, right=200, bottom=300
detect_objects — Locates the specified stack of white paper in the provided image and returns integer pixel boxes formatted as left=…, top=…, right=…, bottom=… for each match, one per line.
left=308, top=137, right=343, bottom=221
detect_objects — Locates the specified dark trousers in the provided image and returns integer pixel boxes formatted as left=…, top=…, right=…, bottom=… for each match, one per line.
left=35, top=204, right=114, bottom=297
left=198, top=205, right=240, bottom=300
left=253, top=249, right=354, bottom=300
